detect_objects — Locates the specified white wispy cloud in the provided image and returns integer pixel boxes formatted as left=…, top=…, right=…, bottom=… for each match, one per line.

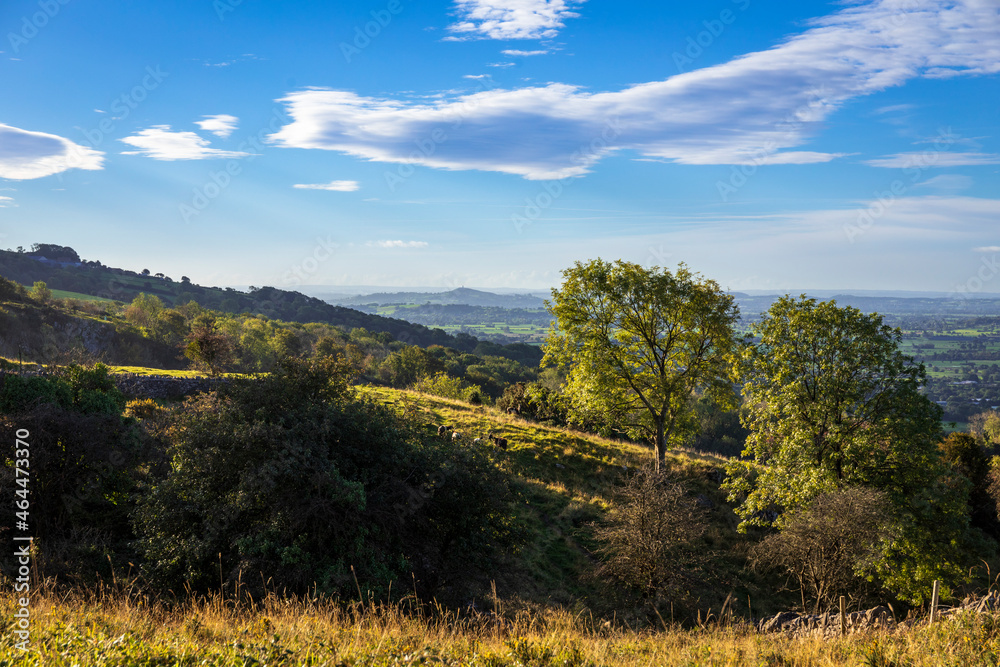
left=293, top=180, right=360, bottom=191
left=502, top=49, right=549, bottom=56
left=269, top=0, right=1000, bottom=180
left=196, top=114, right=239, bottom=138
left=915, top=174, right=973, bottom=191
left=463, top=74, right=490, bottom=79
left=120, top=126, right=254, bottom=160
left=974, top=246, right=1000, bottom=253
left=369, top=240, right=429, bottom=248
left=865, top=152, right=1000, bottom=168
left=0, top=196, right=14, bottom=206
left=447, top=0, right=583, bottom=40
left=0, top=123, right=104, bottom=180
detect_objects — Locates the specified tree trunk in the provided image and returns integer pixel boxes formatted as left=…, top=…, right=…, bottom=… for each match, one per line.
left=655, top=423, right=666, bottom=471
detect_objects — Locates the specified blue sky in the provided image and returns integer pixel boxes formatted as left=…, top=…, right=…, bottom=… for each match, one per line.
left=1, top=0, right=998, bottom=294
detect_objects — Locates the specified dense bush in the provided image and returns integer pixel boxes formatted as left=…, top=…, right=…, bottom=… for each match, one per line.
left=496, top=381, right=569, bottom=425
left=0, top=365, right=142, bottom=583
left=411, top=371, right=486, bottom=404
left=133, top=357, right=521, bottom=601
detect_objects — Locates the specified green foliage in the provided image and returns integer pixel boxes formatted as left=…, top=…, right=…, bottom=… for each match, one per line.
left=724, top=295, right=973, bottom=603
left=497, top=381, right=569, bottom=425
left=29, top=280, right=52, bottom=303
left=939, top=432, right=998, bottom=534
left=0, top=363, right=124, bottom=416
left=183, top=315, right=234, bottom=375
left=970, top=409, right=1000, bottom=446
left=688, top=396, right=748, bottom=458
left=378, top=345, right=438, bottom=387
left=28, top=243, right=80, bottom=262
left=124, top=292, right=164, bottom=330
left=0, top=365, right=140, bottom=582
left=133, top=357, right=521, bottom=600
left=544, top=259, right=739, bottom=468
left=412, top=370, right=486, bottom=403
left=0, top=275, right=28, bottom=302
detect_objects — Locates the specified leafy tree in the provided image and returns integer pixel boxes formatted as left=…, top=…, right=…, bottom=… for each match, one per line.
left=970, top=409, right=1000, bottom=446
left=183, top=315, right=234, bottom=375
left=543, top=260, right=738, bottom=469
left=724, top=296, right=972, bottom=602
left=0, top=276, right=28, bottom=302
left=939, top=432, right=997, bottom=535
left=29, top=280, right=52, bottom=303
left=28, top=243, right=80, bottom=262
left=124, top=292, right=164, bottom=330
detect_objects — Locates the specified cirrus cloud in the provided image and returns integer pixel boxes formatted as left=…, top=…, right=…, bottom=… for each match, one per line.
left=0, top=123, right=104, bottom=180
left=269, top=0, right=1000, bottom=180
left=865, top=152, right=1000, bottom=168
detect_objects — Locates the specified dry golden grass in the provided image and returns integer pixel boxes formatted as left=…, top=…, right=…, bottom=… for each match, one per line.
left=4, top=585, right=1000, bottom=665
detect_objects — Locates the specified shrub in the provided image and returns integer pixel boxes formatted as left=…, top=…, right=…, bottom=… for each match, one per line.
left=0, top=368, right=142, bottom=584
left=749, top=487, right=893, bottom=612
left=593, top=466, right=706, bottom=609
left=412, top=371, right=486, bottom=404
left=134, top=357, right=521, bottom=601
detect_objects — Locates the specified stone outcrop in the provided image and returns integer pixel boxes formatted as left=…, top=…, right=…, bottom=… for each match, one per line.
left=0, top=369, right=224, bottom=401
left=757, top=593, right=1000, bottom=636
left=112, top=373, right=225, bottom=400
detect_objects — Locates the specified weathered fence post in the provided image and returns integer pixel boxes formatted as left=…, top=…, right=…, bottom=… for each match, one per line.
left=930, top=580, right=940, bottom=624
left=839, top=596, right=846, bottom=636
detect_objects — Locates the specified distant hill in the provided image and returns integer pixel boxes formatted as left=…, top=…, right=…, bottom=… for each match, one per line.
left=733, top=293, right=1000, bottom=320
left=0, top=247, right=543, bottom=366
left=328, top=287, right=547, bottom=309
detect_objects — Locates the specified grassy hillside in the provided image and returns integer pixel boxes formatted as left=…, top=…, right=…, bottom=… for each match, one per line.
left=0, top=248, right=543, bottom=365
left=360, top=387, right=794, bottom=620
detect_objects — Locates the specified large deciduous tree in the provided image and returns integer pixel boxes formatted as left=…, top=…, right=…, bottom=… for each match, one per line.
left=543, top=259, right=739, bottom=469
left=724, top=295, right=973, bottom=603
